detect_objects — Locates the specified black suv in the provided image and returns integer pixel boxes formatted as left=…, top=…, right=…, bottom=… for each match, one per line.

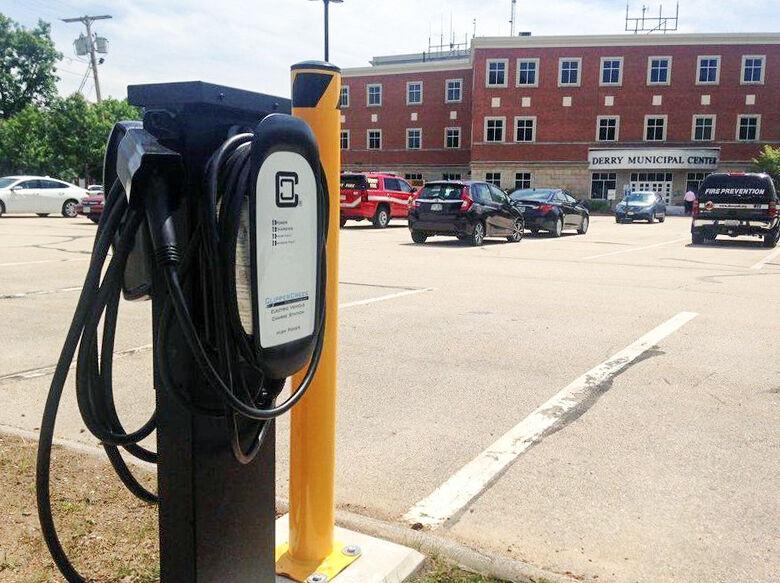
left=409, top=180, right=524, bottom=246
left=692, top=173, right=779, bottom=247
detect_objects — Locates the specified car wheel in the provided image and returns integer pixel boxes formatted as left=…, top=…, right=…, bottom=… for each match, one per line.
left=648, top=211, right=655, bottom=224
left=0, top=201, right=5, bottom=217
left=410, top=230, right=427, bottom=244
left=339, top=217, right=347, bottom=228
left=62, top=199, right=79, bottom=218
left=507, top=218, right=524, bottom=242
left=577, top=216, right=589, bottom=235
left=615, top=217, right=621, bottom=223
left=692, top=231, right=705, bottom=245
left=89, top=215, right=100, bottom=224
left=470, top=222, right=485, bottom=246
left=37, top=213, right=50, bottom=217
left=658, top=214, right=666, bottom=223
left=372, top=205, right=390, bottom=228
left=551, top=217, right=563, bottom=237
left=763, top=228, right=779, bottom=248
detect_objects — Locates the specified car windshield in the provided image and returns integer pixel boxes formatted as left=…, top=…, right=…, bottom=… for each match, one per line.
left=419, top=183, right=463, bottom=200
left=340, top=175, right=369, bottom=190
left=509, top=189, right=555, bottom=201
left=0, top=177, right=19, bottom=189
left=625, top=193, right=655, bottom=203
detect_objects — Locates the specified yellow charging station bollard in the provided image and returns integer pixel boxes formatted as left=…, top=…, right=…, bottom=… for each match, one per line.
left=276, top=61, right=359, bottom=582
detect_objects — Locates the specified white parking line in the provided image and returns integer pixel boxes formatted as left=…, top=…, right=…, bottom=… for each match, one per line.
left=0, top=257, right=90, bottom=268
left=0, top=286, right=81, bottom=300
left=750, top=247, right=780, bottom=270
left=403, top=311, right=699, bottom=530
left=339, top=287, right=432, bottom=308
left=583, top=237, right=687, bottom=260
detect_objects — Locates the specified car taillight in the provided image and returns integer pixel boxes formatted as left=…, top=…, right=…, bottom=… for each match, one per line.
left=692, top=199, right=699, bottom=218
left=460, top=187, right=473, bottom=212
left=769, top=200, right=777, bottom=218
left=537, top=204, right=554, bottom=214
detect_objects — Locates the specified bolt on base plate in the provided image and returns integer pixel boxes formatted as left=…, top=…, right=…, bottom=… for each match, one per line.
left=276, top=540, right=361, bottom=582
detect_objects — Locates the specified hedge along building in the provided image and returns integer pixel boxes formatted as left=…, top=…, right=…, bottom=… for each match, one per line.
left=341, top=33, right=780, bottom=204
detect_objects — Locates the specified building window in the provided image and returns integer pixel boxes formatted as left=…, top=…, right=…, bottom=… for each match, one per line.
left=686, top=172, right=710, bottom=194
left=644, top=115, right=667, bottom=141
left=600, top=57, right=623, bottom=86
left=591, top=172, right=617, bottom=199
left=742, top=55, right=765, bottom=84
left=514, top=117, right=536, bottom=142
left=340, top=130, right=349, bottom=150
left=367, top=84, right=382, bottom=106
left=406, top=128, right=421, bottom=150
left=514, top=172, right=532, bottom=189
left=407, top=81, right=422, bottom=105
left=737, top=115, right=761, bottom=141
left=484, top=117, right=505, bottom=142
left=486, top=59, right=508, bottom=87
left=647, top=56, right=672, bottom=85
left=445, top=79, right=462, bottom=102
left=442, top=172, right=462, bottom=180
left=692, top=115, right=716, bottom=141
left=405, top=173, right=423, bottom=182
left=559, top=58, right=581, bottom=86
left=697, top=56, right=720, bottom=85
left=516, top=58, right=539, bottom=87
left=367, top=129, right=382, bottom=149
left=445, top=127, right=461, bottom=149
left=485, top=172, right=502, bottom=187
left=597, top=116, right=619, bottom=142
left=339, top=85, right=349, bottom=108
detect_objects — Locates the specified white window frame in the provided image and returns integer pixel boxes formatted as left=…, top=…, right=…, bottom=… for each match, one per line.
left=596, top=115, right=620, bottom=142
left=445, top=78, right=463, bottom=103
left=485, top=58, right=509, bottom=88
left=340, top=129, right=350, bottom=150
left=647, top=56, right=673, bottom=86
left=516, top=58, right=540, bottom=87
left=741, top=55, right=766, bottom=85
left=339, top=85, right=350, bottom=108
left=643, top=114, right=668, bottom=142
left=513, top=116, right=537, bottom=143
left=366, top=128, right=382, bottom=149
left=691, top=114, right=716, bottom=141
left=599, top=56, right=623, bottom=87
left=406, top=81, right=423, bottom=105
left=736, top=114, right=761, bottom=141
left=366, top=83, right=382, bottom=107
left=558, top=57, right=582, bottom=87
left=696, top=55, right=721, bottom=86
left=406, top=127, right=422, bottom=150
left=444, top=126, right=461, bottom=149
left=483, top=116, right=506, bottom=143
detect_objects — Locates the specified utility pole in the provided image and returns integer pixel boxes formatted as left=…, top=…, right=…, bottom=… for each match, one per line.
left=309, top=0, right=343, bottom=62
left=62, top=15, right=112, bottom=102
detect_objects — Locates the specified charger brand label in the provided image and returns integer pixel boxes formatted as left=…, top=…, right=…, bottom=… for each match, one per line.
left=255, top=151, right=317, bottom=349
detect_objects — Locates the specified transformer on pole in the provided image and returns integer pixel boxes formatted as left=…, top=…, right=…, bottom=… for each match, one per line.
left=62, top=14, right=112, bottom=102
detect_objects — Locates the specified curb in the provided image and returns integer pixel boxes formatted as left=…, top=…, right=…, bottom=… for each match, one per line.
left=1, top=424, right=577, bottom=583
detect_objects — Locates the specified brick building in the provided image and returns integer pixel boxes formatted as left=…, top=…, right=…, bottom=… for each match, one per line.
left=341, top=33, right=780, bottom=203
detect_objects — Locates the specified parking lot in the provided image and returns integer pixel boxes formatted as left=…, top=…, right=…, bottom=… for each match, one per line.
left=1, top=213, right=778, bottom=583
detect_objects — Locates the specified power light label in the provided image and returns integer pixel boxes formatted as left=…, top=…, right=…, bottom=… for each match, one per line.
left=255, top=151, right=317, bottom=349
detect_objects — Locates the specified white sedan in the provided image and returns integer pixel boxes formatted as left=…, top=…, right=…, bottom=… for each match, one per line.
left=0, top=175, right=88, bottom=218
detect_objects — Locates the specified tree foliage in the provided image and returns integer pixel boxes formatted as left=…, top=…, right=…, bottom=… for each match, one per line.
left=0, top=95, right=141, bottom=182
left=753, top=145, right=780, bottom=186
left=0, top=14, right=61, bottom=119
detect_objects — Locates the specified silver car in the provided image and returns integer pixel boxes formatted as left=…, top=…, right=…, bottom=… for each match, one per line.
left=0, top=176, right=88, bottom=218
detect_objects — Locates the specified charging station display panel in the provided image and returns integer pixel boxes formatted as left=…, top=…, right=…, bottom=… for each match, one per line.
left=254, top=151, right=318, bottom=349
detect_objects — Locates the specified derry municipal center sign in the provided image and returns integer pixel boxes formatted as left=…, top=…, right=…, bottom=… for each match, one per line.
left=588, top=148, right=720, bottom=170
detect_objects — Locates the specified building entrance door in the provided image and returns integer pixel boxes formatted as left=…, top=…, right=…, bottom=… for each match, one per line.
left=630, top=172, right=673, bottom=204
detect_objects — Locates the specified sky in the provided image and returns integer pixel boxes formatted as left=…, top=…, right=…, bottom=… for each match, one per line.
left=2, top=0, right=779, bottom=102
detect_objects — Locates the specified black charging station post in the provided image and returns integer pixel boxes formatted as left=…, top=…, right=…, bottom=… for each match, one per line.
left=126, top=81, right=290, bottom=583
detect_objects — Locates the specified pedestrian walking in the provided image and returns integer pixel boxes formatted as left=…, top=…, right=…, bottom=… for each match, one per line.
left=684, top=189, right=696, bottom=215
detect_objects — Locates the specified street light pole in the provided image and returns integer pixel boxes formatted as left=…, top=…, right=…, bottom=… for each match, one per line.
left=310, top=0, right=343, bottom=62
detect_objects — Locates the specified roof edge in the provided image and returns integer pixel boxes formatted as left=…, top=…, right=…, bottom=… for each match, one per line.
left=473, top=32, right=780, bottom=49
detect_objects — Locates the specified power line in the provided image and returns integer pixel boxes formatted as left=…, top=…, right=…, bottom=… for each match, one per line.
left=61, top=14, right=112, bottom=102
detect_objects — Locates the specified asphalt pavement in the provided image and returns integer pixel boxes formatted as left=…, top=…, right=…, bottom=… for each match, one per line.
left=0, top=213, right=777, bottom=582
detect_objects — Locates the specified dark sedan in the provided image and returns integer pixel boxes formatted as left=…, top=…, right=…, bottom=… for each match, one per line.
left=615, top=191, right=667, bottom=223
left=508, top=188, right=589, bottom=236
left=409, top=180, right=524, bottom=246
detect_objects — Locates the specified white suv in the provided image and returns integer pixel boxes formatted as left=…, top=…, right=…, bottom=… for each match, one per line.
left=0, top=176, right=88, bottom=218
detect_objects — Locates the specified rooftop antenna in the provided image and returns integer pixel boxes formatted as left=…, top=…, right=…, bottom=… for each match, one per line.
left=625, top=1, right=679, bottom=34
left=510, top=0, right=517, bottom=36
left=473, top=18, right=477, bottom=39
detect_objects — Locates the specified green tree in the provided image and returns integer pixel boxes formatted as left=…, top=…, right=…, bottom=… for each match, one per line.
left=0, top=14, right=61, bottom=119
left=0, top=104, right=51, bottom=175
left=753, top=145, right=780, bottom=186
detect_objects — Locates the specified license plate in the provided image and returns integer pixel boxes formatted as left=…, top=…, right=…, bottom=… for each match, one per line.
left=82, top=206, right=91, bottom=213
left=723, top=220, right=740, bottom=227
left=430, top=203, right=443, bottom=211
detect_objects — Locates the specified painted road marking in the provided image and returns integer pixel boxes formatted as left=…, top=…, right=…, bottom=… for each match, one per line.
left=0, top=286, right=82, bottom=300
left=403, top=311, right=699, bottom=530
left=0, top=257, right=90, bottom=268
left=750, top=246, right=780, bottom=271
left=583, top=237, right=687, bottom=261
left=0, top=287, right=432, bottom=384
